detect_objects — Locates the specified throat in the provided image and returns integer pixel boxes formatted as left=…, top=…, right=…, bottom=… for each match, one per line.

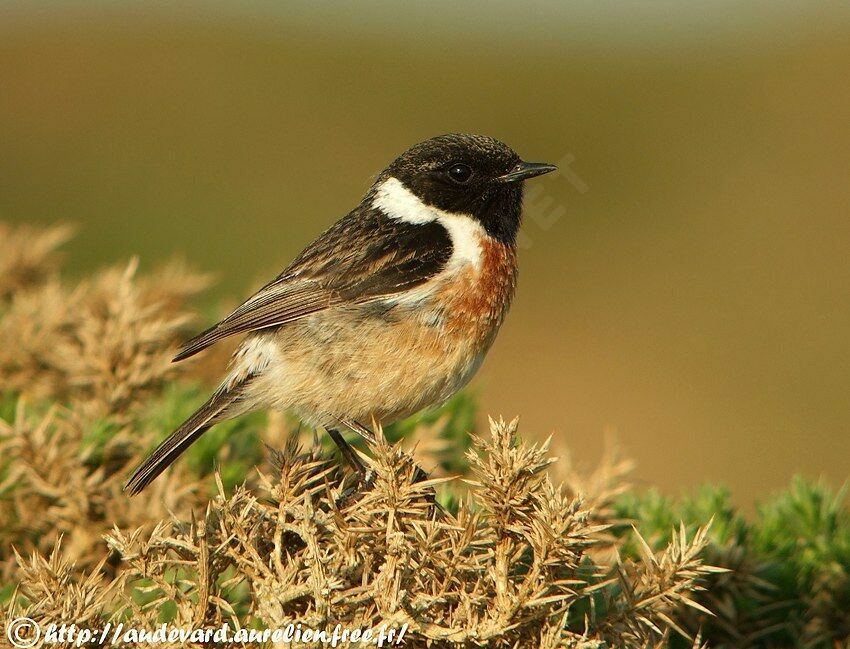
left=479, top=188, right=523, bottom=245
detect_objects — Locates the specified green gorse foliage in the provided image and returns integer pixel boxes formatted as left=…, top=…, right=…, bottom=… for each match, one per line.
left=615, top=481, right=850, bottom=647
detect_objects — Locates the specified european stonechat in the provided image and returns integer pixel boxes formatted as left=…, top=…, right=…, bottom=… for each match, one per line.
left=126, top=133, right=556, bottom=494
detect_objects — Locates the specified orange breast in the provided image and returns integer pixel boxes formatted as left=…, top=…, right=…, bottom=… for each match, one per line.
left=441, top=237, right=518, bottom=349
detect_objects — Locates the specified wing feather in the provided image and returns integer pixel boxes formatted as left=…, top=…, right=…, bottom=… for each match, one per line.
left=173, top=207, right=452, bottom=362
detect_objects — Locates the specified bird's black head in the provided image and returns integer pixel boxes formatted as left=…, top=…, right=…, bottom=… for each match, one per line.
left=377, top=133, right=556, bottom=244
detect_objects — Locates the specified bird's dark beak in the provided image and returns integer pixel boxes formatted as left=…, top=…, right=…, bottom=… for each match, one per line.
left=497, top=161, right=558, bottom=183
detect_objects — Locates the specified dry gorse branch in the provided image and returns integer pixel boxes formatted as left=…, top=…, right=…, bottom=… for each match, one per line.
left=0, top=401, right=207, bottom=582
left=0, top=222, right=210, bottom=417
left=8, top=420, right=718, bottom=649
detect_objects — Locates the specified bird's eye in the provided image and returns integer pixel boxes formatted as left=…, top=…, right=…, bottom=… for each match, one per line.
left=447, top=163, right=472, bottom=184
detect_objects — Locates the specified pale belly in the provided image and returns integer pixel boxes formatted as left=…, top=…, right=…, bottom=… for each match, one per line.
left=242, top=301, right=491, bottom=428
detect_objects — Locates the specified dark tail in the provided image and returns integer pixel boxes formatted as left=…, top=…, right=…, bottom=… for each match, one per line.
left=124, top=387, right=241, bottom=495
left=172, top=323, right=220, bottom=362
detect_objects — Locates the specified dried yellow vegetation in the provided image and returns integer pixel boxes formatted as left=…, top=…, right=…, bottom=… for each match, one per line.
left=0, top=222, right=718, bottom=648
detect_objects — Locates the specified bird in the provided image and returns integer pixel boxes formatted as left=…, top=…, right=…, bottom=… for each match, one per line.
left=125, top=133, right=556, bottom=495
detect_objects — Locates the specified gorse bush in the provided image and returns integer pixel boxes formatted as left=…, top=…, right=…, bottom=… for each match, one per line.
left=0, top=221, right=848, bottom=648
left=4, top=407, right=719, bottom=648
left=615, top=481, right=850, bottom=647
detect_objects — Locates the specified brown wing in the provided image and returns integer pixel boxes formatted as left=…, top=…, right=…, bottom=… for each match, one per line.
left=173, top=207, right=452, bottom=361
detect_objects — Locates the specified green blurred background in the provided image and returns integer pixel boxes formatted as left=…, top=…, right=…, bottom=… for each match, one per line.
left=2, top=1, right=849, bottom=505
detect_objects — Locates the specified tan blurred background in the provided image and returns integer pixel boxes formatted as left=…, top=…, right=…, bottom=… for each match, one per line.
left=2, top=2, right=849, bottom=506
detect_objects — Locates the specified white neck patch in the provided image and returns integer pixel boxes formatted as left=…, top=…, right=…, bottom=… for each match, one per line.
left=372, top=177, right=485, bottom=270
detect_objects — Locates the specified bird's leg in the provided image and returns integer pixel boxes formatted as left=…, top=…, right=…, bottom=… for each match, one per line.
left=337, top=419, right=445, bottom=515
left=339, top=418, right=377, bottom=445
left=345, top=419, right=431, bottom=484
left=326, top=426, right=376, bottom=510
left=326, top=427, right=366, bottom=475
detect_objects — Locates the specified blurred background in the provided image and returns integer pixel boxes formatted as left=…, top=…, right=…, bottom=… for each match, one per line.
left=2, top=1, right=848, bottom=506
